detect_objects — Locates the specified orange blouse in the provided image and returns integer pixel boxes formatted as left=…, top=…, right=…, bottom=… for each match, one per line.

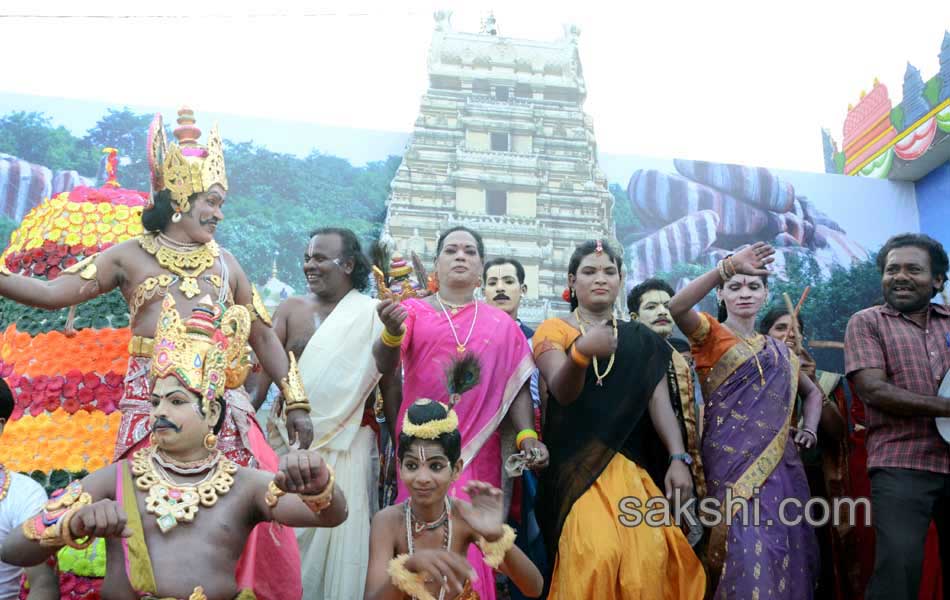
left=688, top=312, right=743, bottom=382
left=532, top=318, right=581, bottom=360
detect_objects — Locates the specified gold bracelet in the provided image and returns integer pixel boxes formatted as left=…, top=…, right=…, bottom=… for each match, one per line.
left=280, top=352, right=310, bottom=415
left=299, top=464, right=335, bottom=514
left=570, top=344, right=591, bottom=368
left=380, top=327, right=405, bottom=348
left=60, top=508, right=94, bottom=550
left=387, top=554, right=436, bottom=600
left=475, top=524, right=516, bottom=569
left=264, top=480, right=286, bottom=508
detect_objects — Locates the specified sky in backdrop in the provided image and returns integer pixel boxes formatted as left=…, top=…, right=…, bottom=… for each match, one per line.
left=2, top=0, right=950, bottom=173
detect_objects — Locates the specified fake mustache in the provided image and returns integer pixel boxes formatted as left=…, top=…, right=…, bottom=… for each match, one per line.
left=151, top=417, right=182, bottom=433
left=199, top=218, right=219, bottom=226
left=493, top=293, right=511, bottom=301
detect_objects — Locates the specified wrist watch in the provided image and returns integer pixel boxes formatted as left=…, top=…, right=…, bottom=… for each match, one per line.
left=669, top=453, right=693, bottom=465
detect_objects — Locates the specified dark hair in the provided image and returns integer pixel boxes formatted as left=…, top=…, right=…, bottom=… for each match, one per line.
left=309, top=227, right=371, bottom=293
left=483, top=257, right=525, bottom=285
left=142, top=189, right=201, bottom=232
left=758, top=305, right=806, bottom=337
left=668, top=337, right=691, bottom=354
left=397, top=400, right=462, bottom=464
left=627, top=278, right=675, bottom=315
left=436, top=226, right=485, bottom=260
left=567, top=240, right=623, bottom=311
left=876, top=233, right=949, bottom=298
left=0, top=377, right=13, bottom=421
left=209, top=397, right=226, bottom=435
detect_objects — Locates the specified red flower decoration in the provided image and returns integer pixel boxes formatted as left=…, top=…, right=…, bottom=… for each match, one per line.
left=77, top=387, right=95, bottom=406
left=65, top=370, right=83, bottom=385
left=29, top=400, right=46, bottom=417
left=47, top=266, right=62, bottom=279
left=98, top=396, right=117, bottom=414
left=561, top=287, right=572, bottom=302
left=1, top=363, right=15, bottom=378
left=62, top=255, right=78, bottom=269
left=104, top=372, right=123, bottom=388
left=44, top=396, right=60, bottom=413
left=32, top=376, right=48, bottom=392
left=82, top=373, right=100, bottom=389
left=62, top=382, right=78, bottom=399
left=62, top=397, right=81, bottom=414
left=47, top=376, right=65, bottom=391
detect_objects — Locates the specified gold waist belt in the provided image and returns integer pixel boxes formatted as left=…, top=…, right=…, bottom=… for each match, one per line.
left=128, top=335, right=155, bottom=358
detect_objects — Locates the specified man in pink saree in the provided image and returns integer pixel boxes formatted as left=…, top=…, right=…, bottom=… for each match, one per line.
left=373, top=226, right=548, bottom=600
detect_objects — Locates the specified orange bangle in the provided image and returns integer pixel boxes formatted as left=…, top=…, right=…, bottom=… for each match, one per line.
left=570, top=345, right=591, bottom=368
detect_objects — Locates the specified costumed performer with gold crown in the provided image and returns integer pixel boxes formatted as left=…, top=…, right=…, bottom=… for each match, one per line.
left=2, top=295, right=347, bottom=600
left=364, top=354, right=543, bottom=600
left=0, top=107, right=309, bottom=598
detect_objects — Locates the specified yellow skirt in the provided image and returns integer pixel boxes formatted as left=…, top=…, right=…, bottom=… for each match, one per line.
left=548, top=453, right=706, bottom=600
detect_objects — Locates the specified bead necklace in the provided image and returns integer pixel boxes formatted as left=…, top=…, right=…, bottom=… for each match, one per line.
left=405, top=497, right=452, bottom=600
left=574, top=308, right=618, bottom=386
left=131, top=448, right=237, bottom=533
left=436, top=293, right=479, bottom=354
left=408, top=499, right=449, bottom=536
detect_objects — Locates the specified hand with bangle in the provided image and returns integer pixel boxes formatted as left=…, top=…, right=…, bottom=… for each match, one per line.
left=23, top=481, right=129, bottom=548
left=794, top=425, right=819, bottom=449
left=268, top=449, right=336, bottom=514
left=515, top=428, right=549, bottom=470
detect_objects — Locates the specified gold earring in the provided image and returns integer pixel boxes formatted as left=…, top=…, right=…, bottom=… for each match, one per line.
left=203, top=432, right=217, bottom=450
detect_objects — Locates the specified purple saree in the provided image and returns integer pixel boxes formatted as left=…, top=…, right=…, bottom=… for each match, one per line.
left=693, top=314, right=819, bottom=599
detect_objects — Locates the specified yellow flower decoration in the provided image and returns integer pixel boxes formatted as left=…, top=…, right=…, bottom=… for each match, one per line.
left=69, top=213, right=84, bottom=226
left=101, top=232, right=116, bottom=244
left=81, top=233, right=98, bottom=247
left=81, top=203, right=96, bottom=214
left=114, top=205, right=131, bottom=220
left=96, top=222, right=111, bottom=235
left=97, top=203, right=113, bottom=215
left=64, top=232, right=82, bottom=246
left=48, top=228, right=63, bottom=242
left=111, top=223, right=127, bottom=235
left=54, top=217, right=70, bottom=229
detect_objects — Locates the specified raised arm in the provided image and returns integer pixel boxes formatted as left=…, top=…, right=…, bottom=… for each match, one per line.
left=373, top=299, right=407, bottom=376
left=226, top=253, right=313, bottom=448
left=253, top=450, right=347, bottom=528
left=534, top=323, right=616, bottom=407
left=0, top=244, right=124, bottom=310
left=669, top=242, right=775, bottom=336
left=2, top=465, right=126, bottom=567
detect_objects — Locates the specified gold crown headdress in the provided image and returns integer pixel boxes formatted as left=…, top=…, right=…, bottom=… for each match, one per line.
left=149, top=295, right=251, bottom=417
left=147, top=107, right=228, bottom=213
left=401, top=353, right=480, bottom=440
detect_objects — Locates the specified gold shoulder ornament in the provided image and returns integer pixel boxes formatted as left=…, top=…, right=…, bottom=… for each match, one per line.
left=61, top=253, right=100, bottom=281
left=249, top=284, right=273, bottom=327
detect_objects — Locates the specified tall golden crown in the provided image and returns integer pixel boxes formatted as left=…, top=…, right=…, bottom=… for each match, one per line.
left=147, top=107, right=228, bottom=213
left=149, top=295, right=251, bottom=417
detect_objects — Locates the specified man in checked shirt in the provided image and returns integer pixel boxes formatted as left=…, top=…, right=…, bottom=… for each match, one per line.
left=845, top=233, right=950, bottom=599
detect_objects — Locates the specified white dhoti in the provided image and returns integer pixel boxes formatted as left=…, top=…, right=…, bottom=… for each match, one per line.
left=267, top=289, right=383, bottom=600
left=295, top=425, right=378, bottom=599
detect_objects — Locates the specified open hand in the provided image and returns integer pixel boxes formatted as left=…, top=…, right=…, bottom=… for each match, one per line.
left=730, top=242, right=775, bottom=277
left=70, top=499, right=132, bottom=539
left=286, top=408, right=314, bottom=450
left=455, top=481, right=504, bottom=541
left=276, top=449, right=330, bottom=495
left=404, top=549, right=475, bottom=598
left=377, top=299, right=409, bottom=336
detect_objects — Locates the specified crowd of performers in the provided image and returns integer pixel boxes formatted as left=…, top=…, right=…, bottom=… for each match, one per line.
left=0, top=112, right=948, bottom=600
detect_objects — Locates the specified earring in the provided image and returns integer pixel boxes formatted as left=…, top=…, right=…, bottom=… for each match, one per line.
left=172, top=211, right=182, bottom=223
left=571, top=288, right=576, bottom=298
left=203, top=432, right=217, bottom=451
left=630, top=312, right=638, bottom=321
left=427, top=273, right=439, bottom=293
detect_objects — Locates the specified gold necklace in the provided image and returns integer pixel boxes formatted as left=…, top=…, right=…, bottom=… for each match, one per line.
left=737, top=332, right=766, bottom=386
left=573, top=308, right=618, bottom=386
left=131, top=448, right=237, bottom=533
left=139, top=233, right=220, bottom=299
left=436, top=293, right=479, bottom=354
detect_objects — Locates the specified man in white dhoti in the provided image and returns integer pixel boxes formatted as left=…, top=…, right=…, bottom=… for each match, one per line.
left=255, top=227, right=394, bottom=600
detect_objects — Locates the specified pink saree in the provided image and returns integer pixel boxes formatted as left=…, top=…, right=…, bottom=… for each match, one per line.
left=395, top=298, right=534, bottom=600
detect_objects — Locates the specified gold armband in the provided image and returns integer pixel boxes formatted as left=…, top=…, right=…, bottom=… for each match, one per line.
left=61, top=253, right=100, bottom=281
left=248, top=284, right=273, bottom=327
left=280, top=352, right=310, bottom=414
left=22, top=480, right=94, bottom=549
left=299, top=464, right=335, bottom=514
left=387, top=554, right=435, bottom=600
left=264, top=480, right=286, bottom=508
left=475, top=524, right=516, bottom=569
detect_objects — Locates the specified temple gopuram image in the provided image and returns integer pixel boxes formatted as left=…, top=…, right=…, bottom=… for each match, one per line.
left=382, top=12, right=614, bottom=323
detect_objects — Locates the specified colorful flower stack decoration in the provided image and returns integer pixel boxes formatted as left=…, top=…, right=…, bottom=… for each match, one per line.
left=0, top=149, right=148, bottom=599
